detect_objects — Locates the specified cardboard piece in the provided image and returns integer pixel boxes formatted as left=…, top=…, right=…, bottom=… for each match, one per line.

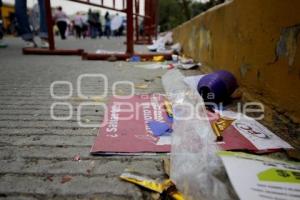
left=91, top=95, right=171, bottom=155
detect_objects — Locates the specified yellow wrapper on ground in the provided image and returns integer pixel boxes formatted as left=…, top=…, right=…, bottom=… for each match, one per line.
left=120, top=172, right=173, bottom=193
left=164, top=100, right=173, bottom=118
left=211, top=116, right=235, bottom=141
left=153, top=55, right=165, bottom=62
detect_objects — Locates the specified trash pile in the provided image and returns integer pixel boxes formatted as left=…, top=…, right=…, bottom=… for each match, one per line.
left=90, top=39, right=300, bottom=199
left=133, top=57, right=200, bottom=70
left=133, top=32, right=201, bottom=69
left=163, top=69, right=299, bottom=200
left=147, top=32, right=174, bottom=53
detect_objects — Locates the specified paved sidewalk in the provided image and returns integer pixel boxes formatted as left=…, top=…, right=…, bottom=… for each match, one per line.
left=0, top=37, right=167, bottom=200
left=1, top=36, right=299, bottom=200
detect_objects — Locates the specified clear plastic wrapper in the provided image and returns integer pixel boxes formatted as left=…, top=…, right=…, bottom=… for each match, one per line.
left=162, top=69, right=238, bottom=200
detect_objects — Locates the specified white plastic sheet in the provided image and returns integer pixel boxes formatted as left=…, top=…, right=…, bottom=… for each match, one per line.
left=162, top=69, right=237, bottom=200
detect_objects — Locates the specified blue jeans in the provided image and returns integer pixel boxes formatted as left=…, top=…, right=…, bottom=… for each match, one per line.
left=15, top=0, right=48, bottom=41
left=90, top=24, right=98, bottom=38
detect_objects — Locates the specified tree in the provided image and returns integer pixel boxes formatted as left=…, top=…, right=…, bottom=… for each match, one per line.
left=158, top=0, right=226, bottom=32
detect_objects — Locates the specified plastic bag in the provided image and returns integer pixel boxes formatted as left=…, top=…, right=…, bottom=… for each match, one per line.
left=162, top=69, right=238, bottom=200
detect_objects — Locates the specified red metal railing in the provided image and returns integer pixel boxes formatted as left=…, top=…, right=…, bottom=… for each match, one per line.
left=23, top=0, right=168, bottom=61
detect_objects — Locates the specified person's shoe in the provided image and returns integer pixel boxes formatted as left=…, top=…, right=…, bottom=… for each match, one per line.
left=40, top=40, right=49, bottom=48
left=24, top=41, right=37, bottom=48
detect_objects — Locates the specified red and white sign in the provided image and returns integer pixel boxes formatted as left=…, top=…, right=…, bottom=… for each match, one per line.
left=91, top=95, right=171, bottom=155
left=208, top=111, right=293, bottom=153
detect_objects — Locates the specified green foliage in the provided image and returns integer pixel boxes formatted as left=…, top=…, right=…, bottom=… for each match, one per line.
left=159, top=0, right=225, bottom=32
left=158, top=0, right=187, bottom=32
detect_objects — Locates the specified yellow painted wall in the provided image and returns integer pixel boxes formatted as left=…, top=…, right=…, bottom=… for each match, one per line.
left=173, top=0, right=300, bottom=122
left=1, top=4, right=15, bottom=30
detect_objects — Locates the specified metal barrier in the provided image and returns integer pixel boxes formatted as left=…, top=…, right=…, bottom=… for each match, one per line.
left=23, top=0, right=170, bottom=61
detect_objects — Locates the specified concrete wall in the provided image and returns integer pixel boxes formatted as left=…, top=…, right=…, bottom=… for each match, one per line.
left=173, top=0, right=300, bottom=123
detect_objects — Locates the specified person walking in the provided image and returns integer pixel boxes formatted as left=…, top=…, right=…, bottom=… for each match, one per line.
left=15, top=0, right=49, bottom=48
left=96, top=12, right=102, bottom=38
left=74, top=12, right=83, bottom=39
left=53, top=6, right=68, bottom=40
left=88, top=9, right=99, bottom=39
left=0, top=0, right=7, bottom=48
left=104, top=12, right=111, bottom=39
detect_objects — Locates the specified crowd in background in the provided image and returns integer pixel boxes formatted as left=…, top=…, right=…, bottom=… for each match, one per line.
left=0, top=0, right=127, bottom=48
left=52, top=7, right=126, bottom=40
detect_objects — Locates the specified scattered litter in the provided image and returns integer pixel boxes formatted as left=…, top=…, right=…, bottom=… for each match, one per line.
left=129, top=55, right=141, bottom=62
left=86, top=161, right=95, bottom=175
left=71, top=96, right=85, bottom=101
left=286, top=149, right=300, bottom=161
left=95, top=49, right=123, bottom=54
left=172, top=54, right=179, bottom=62
left=179, top=56, right=194, bottom=64
left=133, top=54, right=199, bottom=70
left=162, top=68, right=296, bottom=200
left=218, top=151, right=300, bottom=200
left=209, top=110, right=294, bottom=152
left=0, top=43, right=8, bottom=48
left=153, top=55, right=165, bottom=62
left=163, top=158, right=171, bottom=177
left=107, top=55, right=118, bottom=62
left=83, top=118, right=90, bottom=123
left=135, top=63, right=163, bottom=70
left=182, top=71, right=239, bottom=102
left=134, top=63, right=175, bottom=70
left=143, top=78, right=154, bottom=82
left=73, top=154, right=81, bottom=162
left=134, top=83, right=149, bottom=89
left=183, top=74, right=206, bottom=90
left=148, top=121, right=172, bottom=137
left=120, top=170, right=171, bottom=193
left=147, top=32, right=173, bottom=52
left=45, top=175, right=53, bottom=182
left=197, top=70, right=238, bottom=102
left=171, top=43, right=182, bottom=54
left=211, top=116, right=235, bottom=142
left=230, top=88, right=243, bottom=99
left=61, top=175, right=72, bottom=184
left=32, top=136, right=41, bottom=141
left=175, top=63, right=200, bottom=70
left=147, top=39, right=165, bottom=52
left=156, top=136, right=171, bottom=146
left=169, top=55, right=202, bottom=69
left=90, top=96, right=107, bottom=102
left=120, top=170, right=184, bottom=199
left=164, top=100, right=173, bottom=118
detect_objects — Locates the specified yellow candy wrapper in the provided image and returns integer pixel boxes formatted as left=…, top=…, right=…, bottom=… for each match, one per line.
left=170, top=191, right=185, bottom=200
left=120, top=171, right=172, bottom=193
left=164, top=100, right=173, bottom=118
left=211, top=116, right=235, bottom=141
left=153, top=55, right=165, bottom=62
left=120, top=170, right=185, bottom=199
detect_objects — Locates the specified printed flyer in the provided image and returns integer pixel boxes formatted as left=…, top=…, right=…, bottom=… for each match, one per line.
left=91, top=95, right=171, bottom=155
left=218, top=151, right=300, bottom=200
